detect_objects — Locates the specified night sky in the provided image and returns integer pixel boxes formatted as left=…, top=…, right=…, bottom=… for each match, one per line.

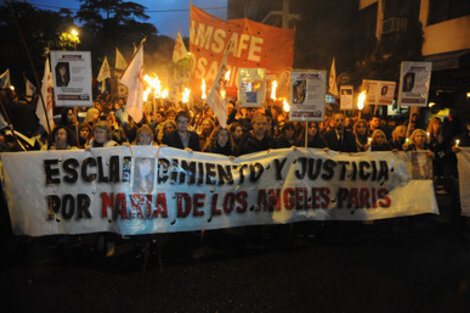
left=27, top=0, right=228, bottom=38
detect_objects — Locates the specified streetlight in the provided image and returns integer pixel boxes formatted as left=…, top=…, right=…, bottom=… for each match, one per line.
left=70, top=28, right=79, bottom=51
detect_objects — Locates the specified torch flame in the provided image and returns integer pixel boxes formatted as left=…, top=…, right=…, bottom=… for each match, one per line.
left=201, top=78, right=206, bottom=99
left=220, top=89, right=226, bottom=99
left=143, top=88, right=152, bottom=102
left=182, top=88, right=191, bottom=104
left=144, top=74, right=162, bottom=98
left=283, top=98, right=290, bottom=112
left=224, top=70, right=231, bottom=82
left=271, top=80, right=278, bottom=100
left=161, top=89, right=169, bottom=99
left=357, top=91, right=367, bottom=110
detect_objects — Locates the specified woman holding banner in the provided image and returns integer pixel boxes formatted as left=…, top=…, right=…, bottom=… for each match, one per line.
left=353, top=119, right=369, bottom=152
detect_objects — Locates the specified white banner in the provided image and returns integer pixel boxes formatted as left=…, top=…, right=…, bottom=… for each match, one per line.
left=457, top=149, right=470, bottom=217
left=397, top=61, right=432, bottom=107
left=50, top=51, right=93, bottom=107
left=290, top=70, right=326, bottom=122
left=0, top=147, right=439, bottom=237
left=238, top=68, right=266, bottom=108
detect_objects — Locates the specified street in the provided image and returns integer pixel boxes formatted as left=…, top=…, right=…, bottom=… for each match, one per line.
left=2, top=194, right=470, bottom=313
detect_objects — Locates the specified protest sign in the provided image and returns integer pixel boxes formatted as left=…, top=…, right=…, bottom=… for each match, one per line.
left=0, top=147, right=439, bottom=237
left=457, top=149, right=470, bottom=217
left=397, top=61, right=432, bottom=107
left=290, top=70, right=326, bottom=122
left=190, top=4, right=294, bottom=98
left=238, top=68, right=266, bottom=107
left=50, top=51, right=93, bottom=107
left=362, top=79, right=396, bottom=105
left=340, top=85, right=354, bottom=110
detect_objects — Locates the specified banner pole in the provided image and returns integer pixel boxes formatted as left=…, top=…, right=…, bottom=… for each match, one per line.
left=304, top=121, right=308, bottom=148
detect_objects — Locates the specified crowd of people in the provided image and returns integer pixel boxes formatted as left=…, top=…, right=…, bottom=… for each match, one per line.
left=1, top=86, right=470, bottom=257
left=0, top=88, right=469, bottom=195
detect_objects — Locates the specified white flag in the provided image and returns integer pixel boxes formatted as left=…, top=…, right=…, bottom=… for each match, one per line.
left=35, top=57, right=54, bottom=133
left=115, top=48, right=127, bottom=70
left=25, top=77, right=36, bottom=97
left=329, top=57, right=339, bottom=97
left=206, top=42, right=231, bottom=128
left=97, top=56, right=111, bottom=93
left=119, top=42, right=144, bottom=123
left=172, top=31, right=188, bottom=63
left=97, top=56, right=111, bottom=82
left=0, top=69, right=11, bottom=89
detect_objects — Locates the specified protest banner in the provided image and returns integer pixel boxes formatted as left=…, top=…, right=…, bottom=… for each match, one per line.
left=238, top=68, right=266, bottom=108
left=0, top=147, right=438, bottom=237
left=50, top=51, right=93, bottom=107
left=397, top=61, right=432, bottom=107
left=190, top=4, right=294, bottom=99
left=457, top=148, right=470, bottom=217
left=340, top=85, right=354, bottom=110
left=362, top=79, right=396, bottom=106
left=290, top=70, right=326, bottom=122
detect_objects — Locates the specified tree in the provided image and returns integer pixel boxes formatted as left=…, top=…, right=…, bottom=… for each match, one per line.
left=0, top=2, right=73, bottom=91
left=76, top=0, right=162, bottom=75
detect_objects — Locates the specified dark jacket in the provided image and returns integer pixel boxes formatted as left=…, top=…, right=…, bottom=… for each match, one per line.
left=324, top=129, right=357, bottom=152
left=239, top=132, right=275, bottom=155
left=162, top=130, right=200, bottom=151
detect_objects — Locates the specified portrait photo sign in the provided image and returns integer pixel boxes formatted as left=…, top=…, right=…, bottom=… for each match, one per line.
left=289, top=70, right=326, bottom=122
left=397, top=61, right=432, bottom=107
left=50, top=51, right=93, bottom=107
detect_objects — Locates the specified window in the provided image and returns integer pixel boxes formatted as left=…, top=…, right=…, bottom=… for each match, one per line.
left=428, top=0, right=470, bottom=25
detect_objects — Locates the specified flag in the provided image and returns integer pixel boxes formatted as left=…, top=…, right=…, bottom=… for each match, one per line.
left=35, top=57, right=54, bottom=133
left=25, top=76, right=36, bottom=97
left=115, top=48, right=127, bottom=70
left=172, top=31, right=188, bottom=63
left=0, top=69, right=11, bottom=89
left=206, top=42, right=231, bottom=128
left=97, top=56, right=111, bottom=93
left=329, top=57, right=339, bottom=97
left=0, top=111, right=7, bottom=130
left=119, top=40, right=144, bottom=123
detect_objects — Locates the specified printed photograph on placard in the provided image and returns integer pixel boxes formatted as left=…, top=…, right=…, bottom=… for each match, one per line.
left=132, top=157, right=155, bottom=194
left=411, top=152, right=433, bottom=180
left=50, top=51, right=93, bottom=107
left=238, top=68, right=266, bottom=107
left=289, top=70, right=326, bottom=122
left=340, top=85, right=354, bottom=110
left=398, top=61, right=432, bottom=107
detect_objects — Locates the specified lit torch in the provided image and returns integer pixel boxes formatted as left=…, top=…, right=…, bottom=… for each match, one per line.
left=201, top=78, right=206, bottom=100
left=271, top=80, right=278, bottom=101
left=357, top=91, right=367, bottom=119
left=182, top=88, right=191, bottom=104
left=143, top=88, right=152, bottom=102
left=224, top=70, right=231, bottom=82
left=283, top=98, right=290, bottom=113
